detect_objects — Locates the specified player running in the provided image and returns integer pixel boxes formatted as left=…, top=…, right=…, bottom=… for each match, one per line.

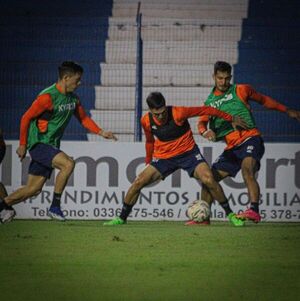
left=0, top=61, right=117, bottom=223
left=104, top=91, right=248, bottom=226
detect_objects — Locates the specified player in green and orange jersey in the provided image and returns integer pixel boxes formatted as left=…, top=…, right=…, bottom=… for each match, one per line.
left=104, top=91, right=249, bottom=226
left=0, top=61, right=117, bottom=223
left=194, top=61, right=300, bottom=224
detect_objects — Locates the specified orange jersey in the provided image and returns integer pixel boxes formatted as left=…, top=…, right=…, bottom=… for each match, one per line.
left=198, top=84, right=287, bottom=150
left=142, top=106, right=233, bottom=163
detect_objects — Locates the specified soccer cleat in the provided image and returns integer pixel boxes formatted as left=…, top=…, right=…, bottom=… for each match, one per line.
left=185, top=219, right=210, bottom=226
left=103, top=217, right=126, bottom=226
left=48, top=206, right=66, bottom=222
left=0, top=209, right=16, bottom=224
left=228, top=212, right=245, bottom=227
left=237, top=208, right=261, bottom=223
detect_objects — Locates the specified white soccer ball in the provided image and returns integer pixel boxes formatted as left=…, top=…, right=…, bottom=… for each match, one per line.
left=187, top=200, right=210, bottom=222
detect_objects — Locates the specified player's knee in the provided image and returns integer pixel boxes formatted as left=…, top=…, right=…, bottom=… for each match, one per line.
left=64, top=158, right=75, bottom=174
left=242, top=167, right=255, bottom=181
left=132, top=176, right=147, bottom=191
left=201, top=174, right=215, bottom=188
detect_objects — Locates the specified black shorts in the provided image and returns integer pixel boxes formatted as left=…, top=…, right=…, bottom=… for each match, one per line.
left=212, top=136, right=265, bottom=177
left=151, top=145, right=207, bottom=179
left=28, top=143, right=62, bottom=178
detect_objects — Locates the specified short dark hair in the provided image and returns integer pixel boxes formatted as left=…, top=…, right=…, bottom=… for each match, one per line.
left=58, top=61, right=83, bottom=79
left=146, top=92, right=166, bottom=109
left=214, top=61, right=232, bottom=74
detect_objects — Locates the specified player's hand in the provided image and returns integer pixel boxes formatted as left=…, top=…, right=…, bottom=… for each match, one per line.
left=16, top=145, right=27, bottom=161
left=232, top=116, right=249, bottom=130
left=202, top=129, right=216, bottom=142
left=287, top=109, right=300, bottom=122
left=99, top=130, right=118, bottom=141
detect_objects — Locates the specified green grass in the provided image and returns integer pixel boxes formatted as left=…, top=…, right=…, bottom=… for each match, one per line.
left=0, top=220, right=300, bottom=301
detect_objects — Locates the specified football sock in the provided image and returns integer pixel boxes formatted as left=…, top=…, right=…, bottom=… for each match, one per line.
left=250, top=202, right=259, bottom=213
left=220, top=201, right=233, bottom=216
left=119, top=203, right=133, bottom=221
left=51, top=192, right=62, bottom=208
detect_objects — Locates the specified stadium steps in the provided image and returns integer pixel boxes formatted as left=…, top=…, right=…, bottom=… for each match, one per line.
left=92, top=0, right=299, bottom=142
left=100, top=63, right=215, bottom=87
left=104, top=40, right=238, bottom=64
left=111, top=3, right=248, bottom=19
left=95, top=86, right=207, bottom=110
left=107, top=19, right=242, bottom=42
left=90, top=0, right=248, bottom=141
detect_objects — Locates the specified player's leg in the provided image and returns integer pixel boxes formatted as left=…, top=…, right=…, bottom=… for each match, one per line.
left=201, top=168, right=229, bottom=207
left=175, top=145, right=243, bottom=226
left=104, top=164, right=163, bottom=225
left=48, top=152, right=75, bottom=221
left=193, top=162, right=244, bottom=226
left=4, top=174, right=47, bottom=205
left=0, top=142, right=15, bottom=222
left=0, top=174, right=47, bottom=223
left=186, top=169, right=228, bottom=226
left=0, top=182, right=15, bottom=223
left=186, top=169, right=227, bottom=226
left=235, top=136, right=265, bottom=223
left=236, top=157, right=261, bottom=223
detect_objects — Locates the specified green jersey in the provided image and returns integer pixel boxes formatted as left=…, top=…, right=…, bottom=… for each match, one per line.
left=27, top=84, right=78, bottom=150
left=205, top=84, right=256, bottom=141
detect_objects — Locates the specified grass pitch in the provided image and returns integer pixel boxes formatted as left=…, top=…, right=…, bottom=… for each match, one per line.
left=0, top=220, right=299, bottom=301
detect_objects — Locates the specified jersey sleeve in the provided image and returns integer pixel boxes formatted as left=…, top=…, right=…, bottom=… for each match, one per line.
left=237, top=84, right=287, bottom=112
left=173, top=106, right=233, bottom=123
left=141, top=114, right=154, bottom=164
left=74, top=102, right=102, bottom=134
left=172, top=106, right=233, bottom=135
left=19, top=94, right=53, bottom=146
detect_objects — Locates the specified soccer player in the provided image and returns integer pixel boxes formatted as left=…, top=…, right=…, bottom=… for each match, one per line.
left=0, top=128, right=16, bottom=223
left=104, top=91, right=248, bottom=226
left=196, top=61, right=300, bottom=223
left=0, top=61, right=117, bottom=223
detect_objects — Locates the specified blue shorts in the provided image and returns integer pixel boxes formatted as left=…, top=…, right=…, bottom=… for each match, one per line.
left=0, top=145, right=6, bottom=164
left=212, top=136, right=265, bottom=177
left=150, top=145, right=206, bottom=179
left=28, top=143, right=62, bottom=178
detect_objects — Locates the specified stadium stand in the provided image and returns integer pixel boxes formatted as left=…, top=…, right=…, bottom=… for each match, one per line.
left=0, top=0, right=113, bottom=140
left=0, top=0, right=299, bottom=142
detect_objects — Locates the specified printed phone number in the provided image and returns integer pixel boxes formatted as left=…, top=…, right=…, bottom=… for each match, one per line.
left=237, top=209, right=300, bottom=220
left=93, top=207, right=185, bottom=219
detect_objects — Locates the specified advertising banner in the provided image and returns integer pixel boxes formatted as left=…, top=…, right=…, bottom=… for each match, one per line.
left=1, top=141, right=299, bottom=222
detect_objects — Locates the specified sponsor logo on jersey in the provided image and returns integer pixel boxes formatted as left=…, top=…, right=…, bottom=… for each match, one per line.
left=209, top=93, right=233, bottom=109
left=58, top=103, right=76, bottom=112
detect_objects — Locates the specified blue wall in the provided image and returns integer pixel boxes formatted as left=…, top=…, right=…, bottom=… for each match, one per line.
left=0, top=0, right=113, bottom=140
left=235, top=0, right=300, bottom=142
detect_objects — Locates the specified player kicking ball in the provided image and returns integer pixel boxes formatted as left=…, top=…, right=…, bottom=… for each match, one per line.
left=104, top=92, right=247, bottom=227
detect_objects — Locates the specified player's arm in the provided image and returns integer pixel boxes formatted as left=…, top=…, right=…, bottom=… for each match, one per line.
left=74, top=102, right=117, bottom=140
left=18, top=94, right=53, bottom=160
left=141, top=116, right=154, bottom=164
left=175, top=106, right=248, bottom=134
left=239, top=84, right=300, bottom=122
left=197, top=118, right=216, bottom=141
